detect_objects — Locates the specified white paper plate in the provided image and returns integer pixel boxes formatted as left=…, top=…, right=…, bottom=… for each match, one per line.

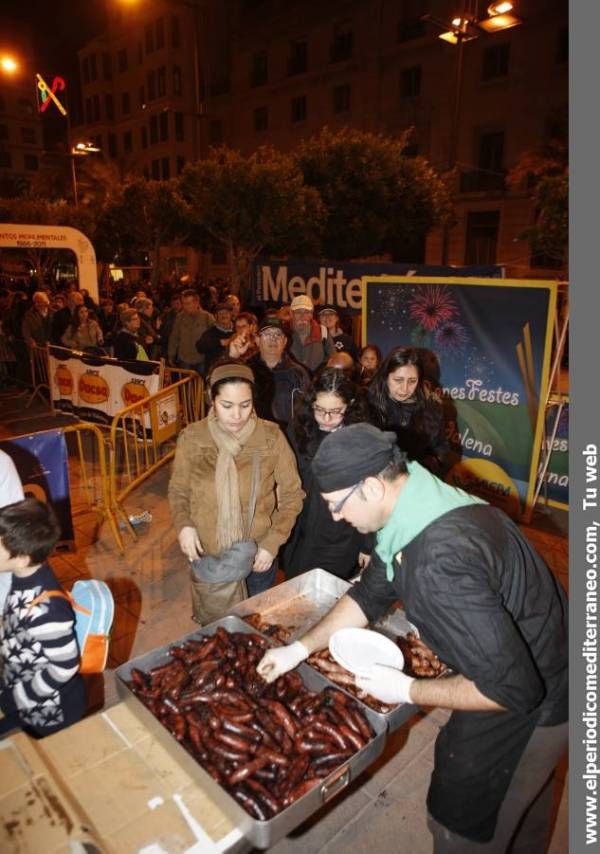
left=329, top=628, right=404, bottom=678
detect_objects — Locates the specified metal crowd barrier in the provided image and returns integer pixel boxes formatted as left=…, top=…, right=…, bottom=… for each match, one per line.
left=108, top=372, right=204, bottom=549
left=26, top=343, right=52, bottom=409
left=61, top=422, right=122, bottom=552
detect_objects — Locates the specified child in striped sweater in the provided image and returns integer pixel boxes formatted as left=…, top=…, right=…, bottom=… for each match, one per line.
left=0, top=498, right=85, bottom=738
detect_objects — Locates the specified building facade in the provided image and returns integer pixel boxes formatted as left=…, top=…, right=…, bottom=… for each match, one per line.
left=0, top=66, right=44, bottom=196
left=75, top=0, right=567, bottom=278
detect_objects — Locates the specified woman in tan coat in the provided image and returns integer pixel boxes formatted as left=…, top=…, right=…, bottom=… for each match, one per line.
left=168, top=360, right=304, bottom=624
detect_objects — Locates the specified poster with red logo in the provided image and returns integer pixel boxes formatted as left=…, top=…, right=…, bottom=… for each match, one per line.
left=48, top=346, right=161, bottom=426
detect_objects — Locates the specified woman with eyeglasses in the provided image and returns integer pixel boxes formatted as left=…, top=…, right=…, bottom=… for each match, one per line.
left=368, top=346, right=448, bottom=475
left=284, top=367, right=372, bottom=580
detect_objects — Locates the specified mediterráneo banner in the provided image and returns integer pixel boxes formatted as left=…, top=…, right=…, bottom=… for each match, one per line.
left=363, top=276, right=557, bottom=519
left=48, top=346, right=162, bottom=426
left=252, top=259, right=502, bottom=314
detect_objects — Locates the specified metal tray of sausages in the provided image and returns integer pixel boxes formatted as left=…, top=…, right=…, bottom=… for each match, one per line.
left=233, top=569, right=420, bottom=733
left=115, top=614, right=387, bottom=850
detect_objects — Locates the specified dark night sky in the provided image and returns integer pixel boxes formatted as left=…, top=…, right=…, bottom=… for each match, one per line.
left=0, top=0, right=108, bottom=130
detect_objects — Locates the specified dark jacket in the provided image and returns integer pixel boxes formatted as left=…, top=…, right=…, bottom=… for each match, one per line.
left=114, top=329, right=143, bottom=361
left=195, top=324, right=234, bottom=373
left=284, top=427, right=371, bottom=579
left=247, top=352, right=310, bottom=427
left=376, top=393, right=448, bottom=473
left=350, top=504, right=568, bottom=842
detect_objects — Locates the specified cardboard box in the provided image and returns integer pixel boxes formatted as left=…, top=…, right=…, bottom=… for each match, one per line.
left=0, top=704, right=248, bottom=853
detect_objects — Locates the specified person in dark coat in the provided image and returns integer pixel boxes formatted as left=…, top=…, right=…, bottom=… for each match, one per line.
left=113, top=309, right=149, bottom=361
left=368, top=346, right=448, bottom=475
left=284, top=367, right=372, bottom=579
left=195, top=303, right=235, bottom=374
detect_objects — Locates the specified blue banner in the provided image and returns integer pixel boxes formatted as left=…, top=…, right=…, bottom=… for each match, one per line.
left=0, top=430, right=75, bottom=548
left=539, top=400, right=568, bottom=507
left=252, top=258, right=502, bottom=314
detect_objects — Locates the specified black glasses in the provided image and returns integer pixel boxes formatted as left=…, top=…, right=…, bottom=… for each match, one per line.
left=313, top=404, right=347, bottom=418
left=329, top=481, right=363, bottom=514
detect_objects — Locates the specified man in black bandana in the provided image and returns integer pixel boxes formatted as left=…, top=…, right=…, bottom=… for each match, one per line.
left=258, top=424, right=568, bottom=852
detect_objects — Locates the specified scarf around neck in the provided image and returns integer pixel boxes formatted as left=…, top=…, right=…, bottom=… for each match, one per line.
left=376, top=461, right=487, bottom=582
left=207, top=408, right=257, bottom=551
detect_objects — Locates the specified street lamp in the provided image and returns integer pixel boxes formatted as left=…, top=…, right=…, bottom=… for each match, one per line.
left=70, top=141, right=102, bottom=207
left=423, top=2, right=523, bottom=264
left=0, top=55, right=19, bottom=75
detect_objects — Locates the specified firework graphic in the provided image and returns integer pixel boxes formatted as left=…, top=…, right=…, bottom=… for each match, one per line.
left=434, top=321, right=468, bottom=355
left=410, top=324, right=433, bottom=348
left=408, top=285, right=458, bottom=331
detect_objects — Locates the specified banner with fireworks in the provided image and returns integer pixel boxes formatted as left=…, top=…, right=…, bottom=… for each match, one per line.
left=538, top=398, right=568, bottom=509
left=362, top=276, right=558, bottom=519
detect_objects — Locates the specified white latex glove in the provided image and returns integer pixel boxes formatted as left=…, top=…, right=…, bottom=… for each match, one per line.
left=253, top=547, right=274, bottom=573
left=355, top=663, right=415, bottom=705
left=178, top=526, right=203, bottom=561
left=257, top=641, right=309, bottom=683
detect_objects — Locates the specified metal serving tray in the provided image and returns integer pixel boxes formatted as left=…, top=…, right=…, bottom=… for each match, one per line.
left=231, top=568, right=352, bottom=641
left=115, top=614, right=387, bottom=850
left=232, top=568, right=420, bottom=733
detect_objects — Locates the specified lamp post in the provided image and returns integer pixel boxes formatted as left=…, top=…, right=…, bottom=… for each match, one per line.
left=422, top=2, right=523, bottom=265
left=70, top=142, right=102, bottom=207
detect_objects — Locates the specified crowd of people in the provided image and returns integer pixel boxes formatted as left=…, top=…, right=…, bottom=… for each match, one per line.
left=0, top=273, right=567, bottom=853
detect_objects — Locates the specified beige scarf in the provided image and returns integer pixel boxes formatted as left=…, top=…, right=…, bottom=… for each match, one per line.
left=207, top=408, right=258, bottom=551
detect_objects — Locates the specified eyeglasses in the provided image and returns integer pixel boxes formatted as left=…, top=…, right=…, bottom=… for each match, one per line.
left=313, top=404, right=347, bottom=418
left=329, top=481, right=363, bottom=514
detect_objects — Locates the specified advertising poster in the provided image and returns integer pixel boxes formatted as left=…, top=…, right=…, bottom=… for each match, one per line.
left=363, top=276, right=557, bottom=518
left=48, top=346, right=162, bottom=427
left=252, top=258, right=502, bottom=314
left=538, top=398, right=569, bottom=509
left=0, top=429, right=75, bottom=548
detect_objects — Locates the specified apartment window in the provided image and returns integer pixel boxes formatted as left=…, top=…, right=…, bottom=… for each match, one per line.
left=465, top=211, right=500, bottom=265
left=141, top=126, right=148, bottom=149
left=123, top=130, right=133, bottom=153
left=21, top=127, right=36, bottom=144
left=85, top=98, right=92, bottom=124
left=161, top=156, right=170, bottom=179
left=288, top=40, right=307, bottom=75
left=118, top=47, right=128, bottom=72
left=330, top=21, right=354, bottom=63
left=145, top=22, right=155, bottom=54
left=90, top=53, right=97, bottom=81
left=151, top=159, right=161, bottom=179
left=93, top=94, right=101, bottom=122
left=105, top=94, right=114, bottom=120
left=176, top=155, right=186, bottom=175
left=122, top=92, right=131, bottom=115
left=254, top=106, right=268, bottom=131
left=209, top=119, right=223, bottom=145
left=0, top=124, right=8, bottom=141
left=332, top=84, right=351, bottom=114
left=148, top=70, right=156, bottom=100
left=482, top=44, right=510, bottom=80
left=24, top=154, right=39, bottom=171
left=250, top=51, right=268, bottom=87
left=159, top=111, right=169, bottom=141
left=82, top=56, right=90, bottom=84
left=171, top=14, right=181, bottom=48
left=556, top=26, right=568, bottom=64
left=174, top=111, right=184, bottom=141
left=157, top=66, right=167, bottom=97
left=478, top=130, right=505, bottom=173
left=401, top=65, right=422, bottom=98
left=173, top=65, right=182, bottom=96
left=150, top=114, right=158, bottom=144
left=102, top=52, right=113, bottom=81
left=108, top=133, right=117, bottom=158
left=291, top=94, right=307, bottom=123
left=139, top=85, right=146, bottom=108
left=156, top=17, right=165, bottom=49
left=0, top=152, right=12, bottom=168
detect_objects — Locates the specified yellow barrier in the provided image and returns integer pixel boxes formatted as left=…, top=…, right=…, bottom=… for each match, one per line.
left=26, top=344, right=52, bottom=409
left=109, top=372, right=204, bottom=549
